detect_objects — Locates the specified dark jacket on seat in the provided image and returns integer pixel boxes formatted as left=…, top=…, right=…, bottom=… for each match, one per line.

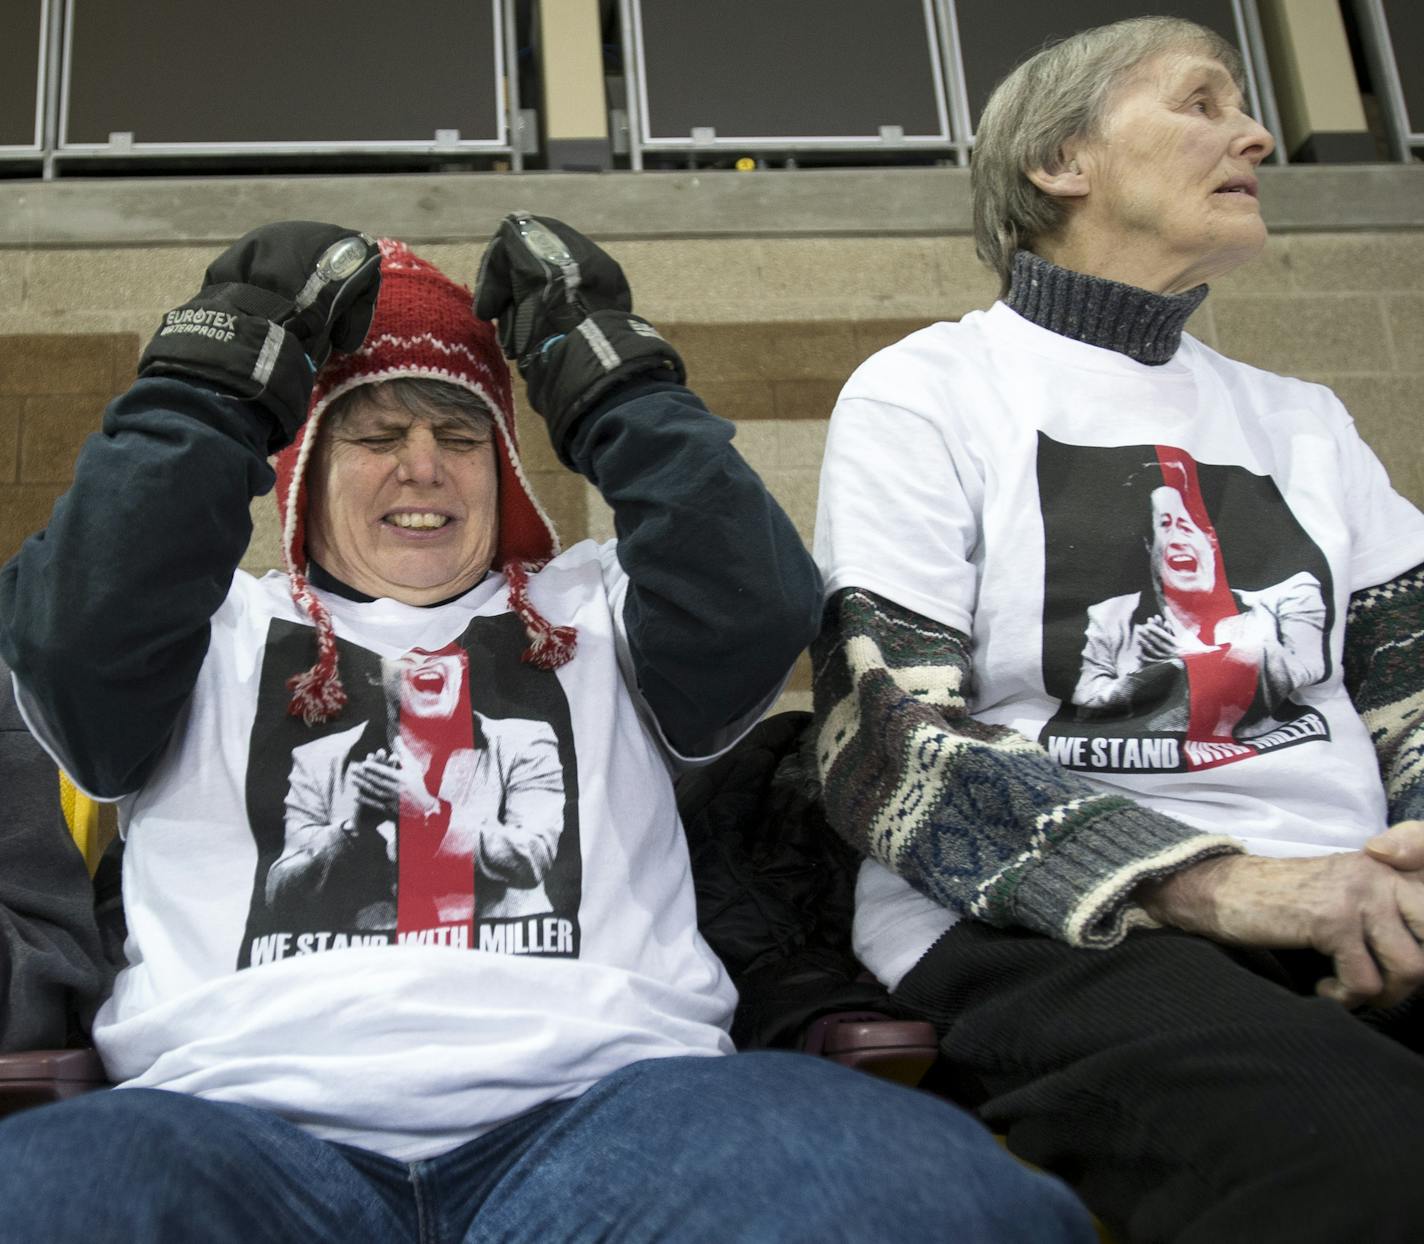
left=0, top=655, right=107, bottom=1051
left=678, top=711, right=890, bottom=1049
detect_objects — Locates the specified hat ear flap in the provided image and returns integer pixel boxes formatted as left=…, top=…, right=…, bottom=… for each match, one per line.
left=489, top=405, right=561, bottom=569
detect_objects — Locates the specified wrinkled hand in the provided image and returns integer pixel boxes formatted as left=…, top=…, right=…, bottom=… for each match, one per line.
left=1364, top=819, right=1424, bottom=870
left=1138, top=842, right=1424, bottom=1008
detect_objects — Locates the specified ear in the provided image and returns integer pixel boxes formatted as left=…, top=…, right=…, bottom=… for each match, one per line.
left=1026, top=147, right=1091, bottom=200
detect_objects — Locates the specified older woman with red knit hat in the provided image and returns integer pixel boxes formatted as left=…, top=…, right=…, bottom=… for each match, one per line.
left=0, top=218, right=1091, bottom=1242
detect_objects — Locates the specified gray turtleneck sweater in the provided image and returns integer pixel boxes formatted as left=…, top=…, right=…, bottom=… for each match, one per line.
left=811, top=252, right=1424, bottom=949
left=1003, top=249, right=1206, bottom=365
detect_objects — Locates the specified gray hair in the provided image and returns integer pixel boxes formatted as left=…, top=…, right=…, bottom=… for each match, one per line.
left=971, top=17, right=1246, bottom=294
left=326, top=377, right=494, bottom=434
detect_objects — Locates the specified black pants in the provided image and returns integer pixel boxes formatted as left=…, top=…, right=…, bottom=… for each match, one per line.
left=893, top=923, right=1424, bottom=1244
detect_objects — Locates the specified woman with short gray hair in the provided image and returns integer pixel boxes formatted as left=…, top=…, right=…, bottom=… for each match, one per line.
left=972, top=16, right=1244, bottom=293
left=813, top=14, right=1424, bottom=1241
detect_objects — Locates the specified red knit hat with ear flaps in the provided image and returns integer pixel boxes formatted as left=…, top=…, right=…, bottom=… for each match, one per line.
left=273, top=238, right=576, bottom=725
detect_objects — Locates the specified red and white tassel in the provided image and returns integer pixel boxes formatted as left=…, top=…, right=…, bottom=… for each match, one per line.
left=504, top=561, right=577, bottom=670
left=285, top=569, right=349, bottom=724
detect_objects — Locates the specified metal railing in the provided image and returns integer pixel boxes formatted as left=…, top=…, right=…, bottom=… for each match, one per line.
left=616, top=0, right=1286, bottom=170
left=1351, top=0, right=1423, bottom=162
left=8, top=0, right=1417, bottom=178
left=3, top=0, right=526, bottom=177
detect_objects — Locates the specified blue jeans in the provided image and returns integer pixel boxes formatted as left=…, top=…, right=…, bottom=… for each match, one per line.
left=0, top=1052, right=1091, bottom=1242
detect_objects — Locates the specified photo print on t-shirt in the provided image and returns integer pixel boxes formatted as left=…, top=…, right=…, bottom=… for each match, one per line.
left=1036, top=433, right=1333, bottom=775
left=236, top=611, right=582, bottom=970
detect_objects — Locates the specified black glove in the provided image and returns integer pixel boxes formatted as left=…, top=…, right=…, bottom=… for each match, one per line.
left=475, top=212, right=685, bottom=464
left=137, top=221, right=381, bottom=452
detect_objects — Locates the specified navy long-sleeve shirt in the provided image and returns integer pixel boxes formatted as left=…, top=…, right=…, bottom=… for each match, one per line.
left=0, top=374, right=820, bottom=797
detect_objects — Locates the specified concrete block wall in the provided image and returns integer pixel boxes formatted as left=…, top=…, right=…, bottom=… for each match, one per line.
left=1205, top=235, right=1424, bottom=503
left=1, top=227, right=1420, bottom=705
left=0, top=333, right=137, bottom=564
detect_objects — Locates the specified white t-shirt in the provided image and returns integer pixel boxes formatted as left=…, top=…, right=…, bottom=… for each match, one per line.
left=815, top=303, right=1424, bottom=986
left=20, top=540, right=747, bottom=1159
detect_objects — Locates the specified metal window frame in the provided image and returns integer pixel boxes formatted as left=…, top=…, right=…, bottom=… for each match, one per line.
left=1234, top=0, right=1287, bottom=164
left=619, top=0, right=955, bottom=168
left=935, top=0, right=1288, bottom=166
left=932, top=0, right=971, bottom=166
left=52, top=0, right=524, bottom=168
left=1351, top=0, right=1420, bottom=161
left=0, top=0, right=51, bottom=161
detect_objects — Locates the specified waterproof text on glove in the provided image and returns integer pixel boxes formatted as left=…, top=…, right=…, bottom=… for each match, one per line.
left=138, top=222, right=381, bottom=451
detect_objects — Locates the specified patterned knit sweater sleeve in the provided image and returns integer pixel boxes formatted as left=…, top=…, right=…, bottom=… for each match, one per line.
left=811, top=586, right=1242, bottom=947
left=1343, top=563, right=1424, bottom=823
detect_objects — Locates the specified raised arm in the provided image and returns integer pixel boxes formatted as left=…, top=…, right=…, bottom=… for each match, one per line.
left=475, top=213, right=820, bottom=754
left=0, top=224, right=380, bottom=796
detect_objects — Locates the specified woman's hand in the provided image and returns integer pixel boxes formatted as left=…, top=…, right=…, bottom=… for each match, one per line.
left=1137, top=844, right=1424, bottom=1008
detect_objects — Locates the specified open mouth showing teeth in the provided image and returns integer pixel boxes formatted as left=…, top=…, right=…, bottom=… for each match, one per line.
left=411, top=669, right=446, bottom=693
left=387, top=512, right=449, bottom=530
left=1167, top=554, right=1198, bottom=571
